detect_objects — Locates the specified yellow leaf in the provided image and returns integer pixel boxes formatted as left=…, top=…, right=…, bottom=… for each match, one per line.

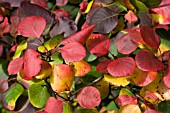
left=36, top=61, right=52, bottom=79
left=151, top=14, right=164, bottom=24
left=104, top=74, right=130, bottom=87
left=84, top=0, right=94, bottom=13
left=38, top=45, right=46, bottom=53
left=71, top=60, right=91, bottom=77
left=118, top=104, right=141, bottom=113
left=13, top=40, right=27, bottom=59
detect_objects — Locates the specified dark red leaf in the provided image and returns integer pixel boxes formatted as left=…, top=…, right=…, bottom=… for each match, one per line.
left=162, top=50, right=170, bottom=62
left=53, top=9, right=70, bottom=19
left=140, top=26, right=160, bottom=49
left=135, top=50, right=165, bottom=71
left=56, top=0, right=68, bottom=6
left=116, top=95, right=137, bottom=106
left=22, top=49, right=42, bottom=80
left=30, top=0, right=47, bottom=8
left=124, top=10, right=138, bottom=23
left=7, top=57, right=24, bottom=75
left=60, top=25, right=95, bottom=45
left=10, top=15, right=20, bottom=37
left=86, top=6, right=118, bottom=33
left=163, top=61, right=170, bottom=88
left=107, top=57, right=136, bottom=77
left=61, top=42, right=86, bottom=62
left=96, top=59, right=112, bottom=73
left=116, top=33, right=138, bottom=54
left=0, top=44, right=3, bottom=57
left=50, top=16, right=77, bottom=38
left=18, top=16, right=46, bottom=38
left=79, top=1, right=88, bottom=12
left=44, top=97, right=63, bottom=113
left=77, top=86, right=101, bottom=108
left=128, top=29, right=145, bottom=44
left=0, top=17, right=10, bottom=37
left=86, top=34, right=111, bottom=56
left=18, top=1, right=53, bottom=25
left=0, top=0, right=27, bottom=7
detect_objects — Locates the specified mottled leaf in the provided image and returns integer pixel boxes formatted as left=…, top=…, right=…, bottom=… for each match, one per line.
left=44, top=97, right=63, bottom=113
left=118, top=104, right=141, bottom=113
left=71, top=60, right=91, bottom=77
left=116, top=95, right=138, bottom=106
left=77, top=86, right=101, bottom=108
left=8, top=57, right=23, bottom=75
left=107, top=57, right=136, bottom=77
left=30, top=0, right=47, bottom=8
left=50, top=64, right=74, bottom=93
left=2, top=83, right=24, bottom=110
left=135, top=50, right=165, bottom=71
left=86, top=6, right=118, bottom=33
left=22, top=49, right=42, bottom=80
left=60, top=25, right=95, bottom=45
left=131, top=68, right=158, bottom=86
left=56, top=0, right=68, bottom=6
left=61, top=42, right=86, bottom=62
left=28, top=81, right=50, bottom=108
left=18, top=16, right=46, bottom=38
left=163, top=61, right=170, bottom=88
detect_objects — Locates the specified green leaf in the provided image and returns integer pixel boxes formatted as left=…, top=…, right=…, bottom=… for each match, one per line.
left=119, top=88, right=134, bottom=96
left=106, top=101, right=119, bottom=111
left=2, top=83, right=24, bottom=110
left=50, top=52, right=63, bottom=66
left=130, top=0, right=148, bottom=12
left=158, top=101, right=170, bottom=113
left=84, top=49, right=97, bottom=62
left=28, top=81, right=50, bottom=108
left=0, top=58, right=8, bottom=80
left=62, top=102, right=73, bottom=113
left=13, top=40, right=27, bottom=59
left=77, top=106, right=98, bottom=113
left=139, top=0, right=162, bottom=8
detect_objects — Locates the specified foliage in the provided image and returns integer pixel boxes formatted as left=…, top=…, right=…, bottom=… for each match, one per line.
left=0, top=0, right=170, bottom=113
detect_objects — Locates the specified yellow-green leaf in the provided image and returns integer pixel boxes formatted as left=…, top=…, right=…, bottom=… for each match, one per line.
left=96, top=79, right=109, bottom=99
left=13, top=40, right=27, bottom=59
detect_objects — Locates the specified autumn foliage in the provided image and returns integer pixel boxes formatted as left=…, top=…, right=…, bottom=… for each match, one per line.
left=1, top=0, right=170, bottom=113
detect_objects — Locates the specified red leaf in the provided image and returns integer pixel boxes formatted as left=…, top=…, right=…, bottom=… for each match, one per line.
left=116, top=33, right=138, bottom=54
left=96, top=59, right=112, bottom=73
left=124, top=10, right=138, bottom=23
left=60, top=25, right=95, bottom=45
left=0, top=17, right=10, bottom=36
left=86, top=34, right=111, bottom=56
left=107, top=57, right=136, bottom=77
left=22, top=49, right=42, bottom=80
left=162, top=50, right=170, bottom=62
left=8, top=57, right=24, bottom=75
left=44, top=97, right=63, bottom=113
left=53, top=9, right=70, bottom=19
left=77, top=86, right=101, bottom=108
left=61, top=42, right=86, bottom=62
left=140, top=26, right=160, bottom=49
left=0, top=44, right=3, bottom=57
left=79, top=1, right=88, bottom=12
left=144, top=91, right=159, bottom=101
left=30, top=0, right=47, bottom=8
left=56, top=0, right=68, bottom=6
left=128, top=29, right=145, bottom=44
left=163, top=61, right=170, bottom=88
left=116, top=95, right=137, bottom=106
left=135, top=50, right=165, bottom=71
left=18, top=16, right=46, bottom=38
left=144, top=109, right=162, bottom=113
left=0, top=80, right=8, bottom=93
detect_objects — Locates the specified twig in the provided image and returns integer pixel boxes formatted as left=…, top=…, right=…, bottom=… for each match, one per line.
left=70, top=75, right=104, bottom=96
left=75, top=10, right=82, bottom=25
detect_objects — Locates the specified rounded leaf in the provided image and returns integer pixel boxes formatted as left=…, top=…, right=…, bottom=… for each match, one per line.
left=18, top=16, right=46, bottom=38
left=8, top=57, right=23, bottom=75
left=44, top=97, right=63, bottom=113
left=107, top=57, right=136, bottom=77
left=135, top=50, right=165, bottom=71
left=77, top=86, right=101, bottom=108
left=96, top=59, right=112, bottom=73
left=50, top=64, right=74, bottom=93
left=118, top=104, right=141, bottom=113
left=124, top=10, right=138, bottom=23
left=56, top=0, right=68, bottom=6
left=61, top=42, right=86, bottom=62
left=86, top=34, right=111, bottom=56
left=116, top=95, right=138, bottom=106
left=116, top=33, right=138, bottom=54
